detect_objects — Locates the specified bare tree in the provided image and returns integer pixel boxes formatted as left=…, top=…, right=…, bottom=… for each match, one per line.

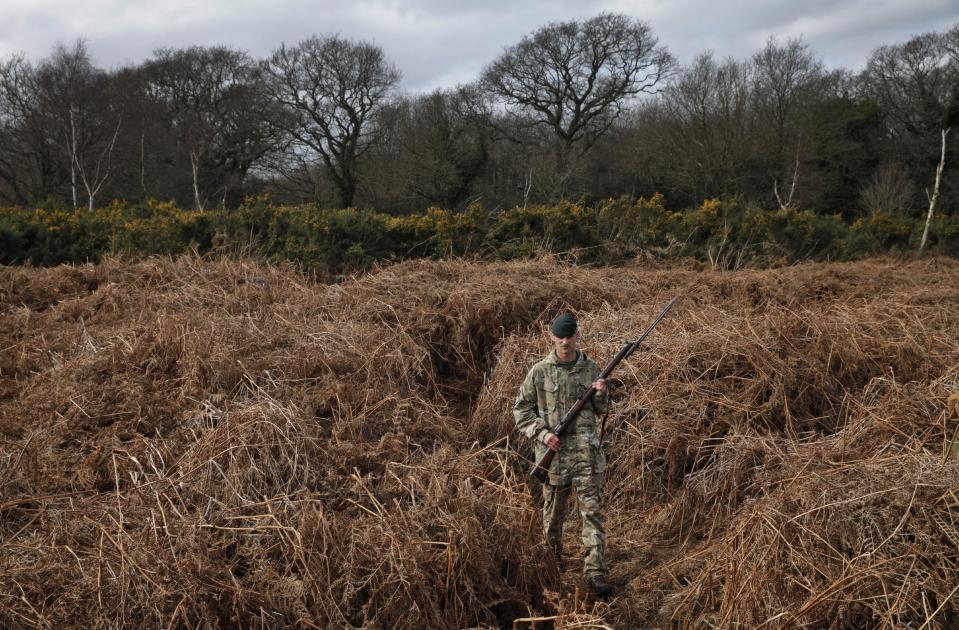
left=33, top=41, right=120, bottom=210
left=377, top=88, right=489, bottom=209
left=918, top=127, right=951, bottom=256
left=0, top=54, right=45, bottom=204
left=70, top=105, right=122, bottom=210
left=0, top=40, right=124, bottom=208
left=44, top=42, right=91, bottom=209
left=481, top=12, right=674, bottom=198
left=862, top=32, right=952, bottom=138
left=751, top=37, right=827, bottom=206
left=45, top=42, right=126, bottom=211
left=146, top=46, right=280, bottom=210
left=859, top=162, right=917, bottom=214
left=653, top=53, right=753, bottom=200
left=943, top=23, right=959, bottom=67
left=862, top=27, right=958, bottom=254
left=264, top=35, right=400, bottom=208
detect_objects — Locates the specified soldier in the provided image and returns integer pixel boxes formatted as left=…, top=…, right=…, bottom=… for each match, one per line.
left=513, top=313, right=614, bottom=597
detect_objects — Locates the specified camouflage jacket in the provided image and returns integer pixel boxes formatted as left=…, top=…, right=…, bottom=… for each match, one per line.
left=513, top=350, right=608, bottom=485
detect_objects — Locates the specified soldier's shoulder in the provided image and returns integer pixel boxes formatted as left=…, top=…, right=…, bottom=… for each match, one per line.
left=525, top=356, right=552, bottom=377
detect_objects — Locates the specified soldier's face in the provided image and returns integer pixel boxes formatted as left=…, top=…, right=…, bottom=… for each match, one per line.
left=550, top=331, right=579, bottom=356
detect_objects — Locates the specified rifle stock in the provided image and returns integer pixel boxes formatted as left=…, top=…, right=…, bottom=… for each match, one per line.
left=530, top=389, right=596, bottom=482
left=529, top=297, right=679, bottom=483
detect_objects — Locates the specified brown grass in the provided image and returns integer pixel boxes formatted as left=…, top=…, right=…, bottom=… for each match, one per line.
left=1, top=255, right=958, bottom=628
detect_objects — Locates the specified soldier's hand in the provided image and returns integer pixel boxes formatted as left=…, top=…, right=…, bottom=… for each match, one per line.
left=593, top=378, right=607, bottom=393
left=543, top=432, right=560, bottom=451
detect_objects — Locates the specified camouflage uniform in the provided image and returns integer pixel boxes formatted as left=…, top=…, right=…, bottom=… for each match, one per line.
left=513, top=349, right=608, bottom=577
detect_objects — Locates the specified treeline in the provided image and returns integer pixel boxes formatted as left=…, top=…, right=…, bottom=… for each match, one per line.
left=3, top=196, right=957, bottom=271
left=0, top=14, right=956, bottom=237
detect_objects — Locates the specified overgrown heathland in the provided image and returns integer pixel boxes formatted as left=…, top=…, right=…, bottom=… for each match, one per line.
left=1, top=256, right=957, bottom=628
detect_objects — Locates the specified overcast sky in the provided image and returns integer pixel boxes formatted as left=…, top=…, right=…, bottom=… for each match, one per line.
left=1, top=0, right=956, bottom=92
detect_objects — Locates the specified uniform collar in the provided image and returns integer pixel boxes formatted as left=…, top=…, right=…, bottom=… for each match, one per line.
left=545, top=349, right=586, bottom=365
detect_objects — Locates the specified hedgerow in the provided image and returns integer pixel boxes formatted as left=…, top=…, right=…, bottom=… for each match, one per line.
left=0, top=196, right=955, bottom=270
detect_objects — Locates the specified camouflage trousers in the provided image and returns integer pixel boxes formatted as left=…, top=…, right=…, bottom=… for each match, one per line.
left=542, top=471, right=606, bottom=577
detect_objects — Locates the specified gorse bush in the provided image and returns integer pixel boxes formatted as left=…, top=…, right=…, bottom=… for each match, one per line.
left=0, top=196, right=956, bottom=270
left=0, top=201, right=212, bottom=265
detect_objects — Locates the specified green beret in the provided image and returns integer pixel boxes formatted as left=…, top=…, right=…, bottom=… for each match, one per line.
left=551, top=313, right=577, bottom=338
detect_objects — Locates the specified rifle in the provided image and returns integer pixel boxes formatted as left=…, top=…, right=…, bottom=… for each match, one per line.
left=529, top=296, right=679, bottom=483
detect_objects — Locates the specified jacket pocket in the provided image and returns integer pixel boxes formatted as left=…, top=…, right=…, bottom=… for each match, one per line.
left=542, top=377, right=560, bottom=421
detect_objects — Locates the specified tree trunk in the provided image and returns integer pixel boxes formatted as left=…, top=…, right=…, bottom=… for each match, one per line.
left=333, top=163, right=356, bottom=208
left=79, top=115, right=122, bottom=213
left=552, top=141, right=574, bottom=202
left=522, top=169, right=533, bottom=210
left=918, top=128, right=950, bottom=257
left=190, top=151, right=204, bottom=211
left=337, top=177, right=356, bottom=208
left=69, top=106, right=78, bottom=210
left=774, top=149, right=801, bottom=210
left=140, top=130, right=148, bottom=202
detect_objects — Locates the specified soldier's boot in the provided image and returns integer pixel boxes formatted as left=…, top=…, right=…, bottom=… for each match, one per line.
left=549, top=542, right=565, bottom=572
left=587, top=574, right=614, bottom=597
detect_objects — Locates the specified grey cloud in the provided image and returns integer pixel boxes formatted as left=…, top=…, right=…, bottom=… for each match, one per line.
left=1, top=0, right=955, bottom=90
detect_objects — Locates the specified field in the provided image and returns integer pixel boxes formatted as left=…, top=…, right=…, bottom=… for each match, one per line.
left=1, top=255, right=958, bottom=628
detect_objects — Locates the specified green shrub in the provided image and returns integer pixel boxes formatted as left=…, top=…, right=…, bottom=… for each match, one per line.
left=846, top=210, right=914, bottom=258
left=926, top=212, right=959, bottom=257
left=0, top=196, right=953, bottom=269
left=765, top=207, right=847, bottom=261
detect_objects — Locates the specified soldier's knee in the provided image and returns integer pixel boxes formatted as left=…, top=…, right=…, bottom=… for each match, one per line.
left=579, top=493, right=600, bottom=511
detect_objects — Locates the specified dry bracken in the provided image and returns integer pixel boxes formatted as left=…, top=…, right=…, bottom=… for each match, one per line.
left=1, top=255, right=958, bottom=628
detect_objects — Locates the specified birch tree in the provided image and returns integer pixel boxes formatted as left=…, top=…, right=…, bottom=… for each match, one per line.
left=862, top=26, right=958, bottom=254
